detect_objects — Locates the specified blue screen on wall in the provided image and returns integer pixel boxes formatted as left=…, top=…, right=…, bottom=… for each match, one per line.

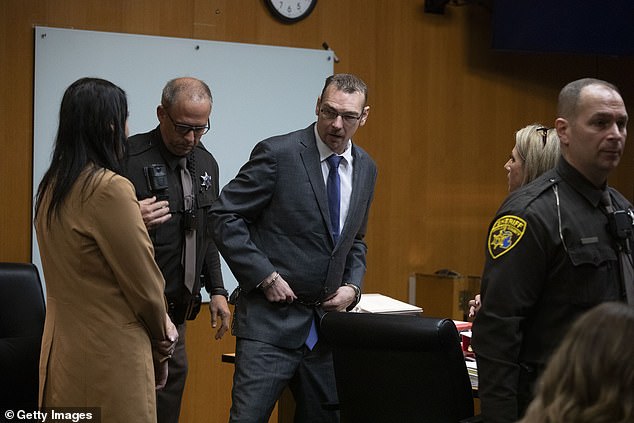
left=492, top=0, right=634, bottom=56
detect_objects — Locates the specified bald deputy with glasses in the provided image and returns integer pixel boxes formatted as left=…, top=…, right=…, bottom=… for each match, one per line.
left=123, top=77, right=231, bottom=423
left=211, top=73, right=377, bottom=423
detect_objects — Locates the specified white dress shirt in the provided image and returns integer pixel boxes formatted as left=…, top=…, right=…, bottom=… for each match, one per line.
left=314, top=126, right=353, bottom=235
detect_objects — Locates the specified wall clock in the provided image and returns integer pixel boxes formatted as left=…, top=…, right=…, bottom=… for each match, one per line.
left=265, top=0, right=317, bottom=23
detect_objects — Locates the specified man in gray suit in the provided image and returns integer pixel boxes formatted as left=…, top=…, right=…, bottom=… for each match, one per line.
left=211, top=73, right=377, bottom=423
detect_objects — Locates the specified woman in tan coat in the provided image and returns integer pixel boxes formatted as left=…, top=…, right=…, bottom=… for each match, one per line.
left=34, top=78, right=177, bottom=422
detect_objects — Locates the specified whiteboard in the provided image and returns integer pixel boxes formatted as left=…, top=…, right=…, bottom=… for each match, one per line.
left=33, top=26, right=334, bottom=298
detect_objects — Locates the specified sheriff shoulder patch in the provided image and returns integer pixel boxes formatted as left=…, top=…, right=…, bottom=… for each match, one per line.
left=488, top=215, right=527, bottom=259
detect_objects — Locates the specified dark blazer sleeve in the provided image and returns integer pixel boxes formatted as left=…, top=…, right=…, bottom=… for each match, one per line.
left=210, top=140, right=279, bottom=292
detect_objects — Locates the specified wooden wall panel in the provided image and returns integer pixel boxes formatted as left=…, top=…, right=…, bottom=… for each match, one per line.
left=4, top=1, right=634, bottom=421
left=180, top=305, right=236, bottom=423
left=0, top=0, right=45, bottom=262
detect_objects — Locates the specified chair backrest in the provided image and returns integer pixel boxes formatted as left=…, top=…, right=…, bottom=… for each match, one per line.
left=0, top=262, right=46, bottom=409
left=321, top=312, right=474, bottom=423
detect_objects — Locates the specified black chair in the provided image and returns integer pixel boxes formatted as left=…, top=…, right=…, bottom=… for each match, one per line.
left=321, top=312, right=477, bottom=423
left=0, top=263, right=46, bottom=409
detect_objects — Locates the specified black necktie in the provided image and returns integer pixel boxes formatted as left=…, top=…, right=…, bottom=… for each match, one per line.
left=179, top=157, right=196, bottom=293
left=326, top=155, right=343, bottom=243
left=602, top=190, right=634, bottom=305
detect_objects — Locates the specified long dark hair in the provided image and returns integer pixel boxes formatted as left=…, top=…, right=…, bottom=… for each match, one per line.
left=35, top=77, right=128, bottom=225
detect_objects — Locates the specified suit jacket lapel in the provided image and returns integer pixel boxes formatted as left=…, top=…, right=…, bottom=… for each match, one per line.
left=299, top=126, right=332, bottom=238
left=341, top=144, right=365, bottom=239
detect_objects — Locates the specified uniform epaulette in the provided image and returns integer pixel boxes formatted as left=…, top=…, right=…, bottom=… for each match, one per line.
left=609, top=186, right=633, bottom=210
left=126, top=135, right=156, bottom=157
left=488, top=172, right=560, bottom=259
left=500, top=170, right=560, bottom=212
left=195, top=142, right=210, bottom=154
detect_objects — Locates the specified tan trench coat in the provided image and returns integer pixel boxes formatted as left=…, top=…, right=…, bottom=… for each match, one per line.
left=35, top=169, right=167, bottom=422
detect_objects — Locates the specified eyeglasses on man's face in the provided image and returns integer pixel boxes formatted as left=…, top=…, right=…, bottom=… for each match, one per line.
left=319, top=106, right=363, bottom=126
left=165, top=110, right=210, bottom=136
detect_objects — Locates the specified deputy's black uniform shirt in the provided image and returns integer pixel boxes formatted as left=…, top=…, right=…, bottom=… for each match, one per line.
left=472, top=157, right=632, bottom=423
left=123, top=127, right=226, bottom=322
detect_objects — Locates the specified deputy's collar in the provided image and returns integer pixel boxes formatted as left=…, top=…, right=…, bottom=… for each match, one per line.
left=556, top=157, right=606, bottom=209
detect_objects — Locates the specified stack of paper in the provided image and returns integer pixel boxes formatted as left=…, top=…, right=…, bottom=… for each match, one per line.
left=465, top=359, right=478, bottom=389
left=352, top=293, right=423, bottom=315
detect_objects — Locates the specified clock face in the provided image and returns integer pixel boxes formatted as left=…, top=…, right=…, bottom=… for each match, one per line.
left=265, top=0, right=317, bottom=23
